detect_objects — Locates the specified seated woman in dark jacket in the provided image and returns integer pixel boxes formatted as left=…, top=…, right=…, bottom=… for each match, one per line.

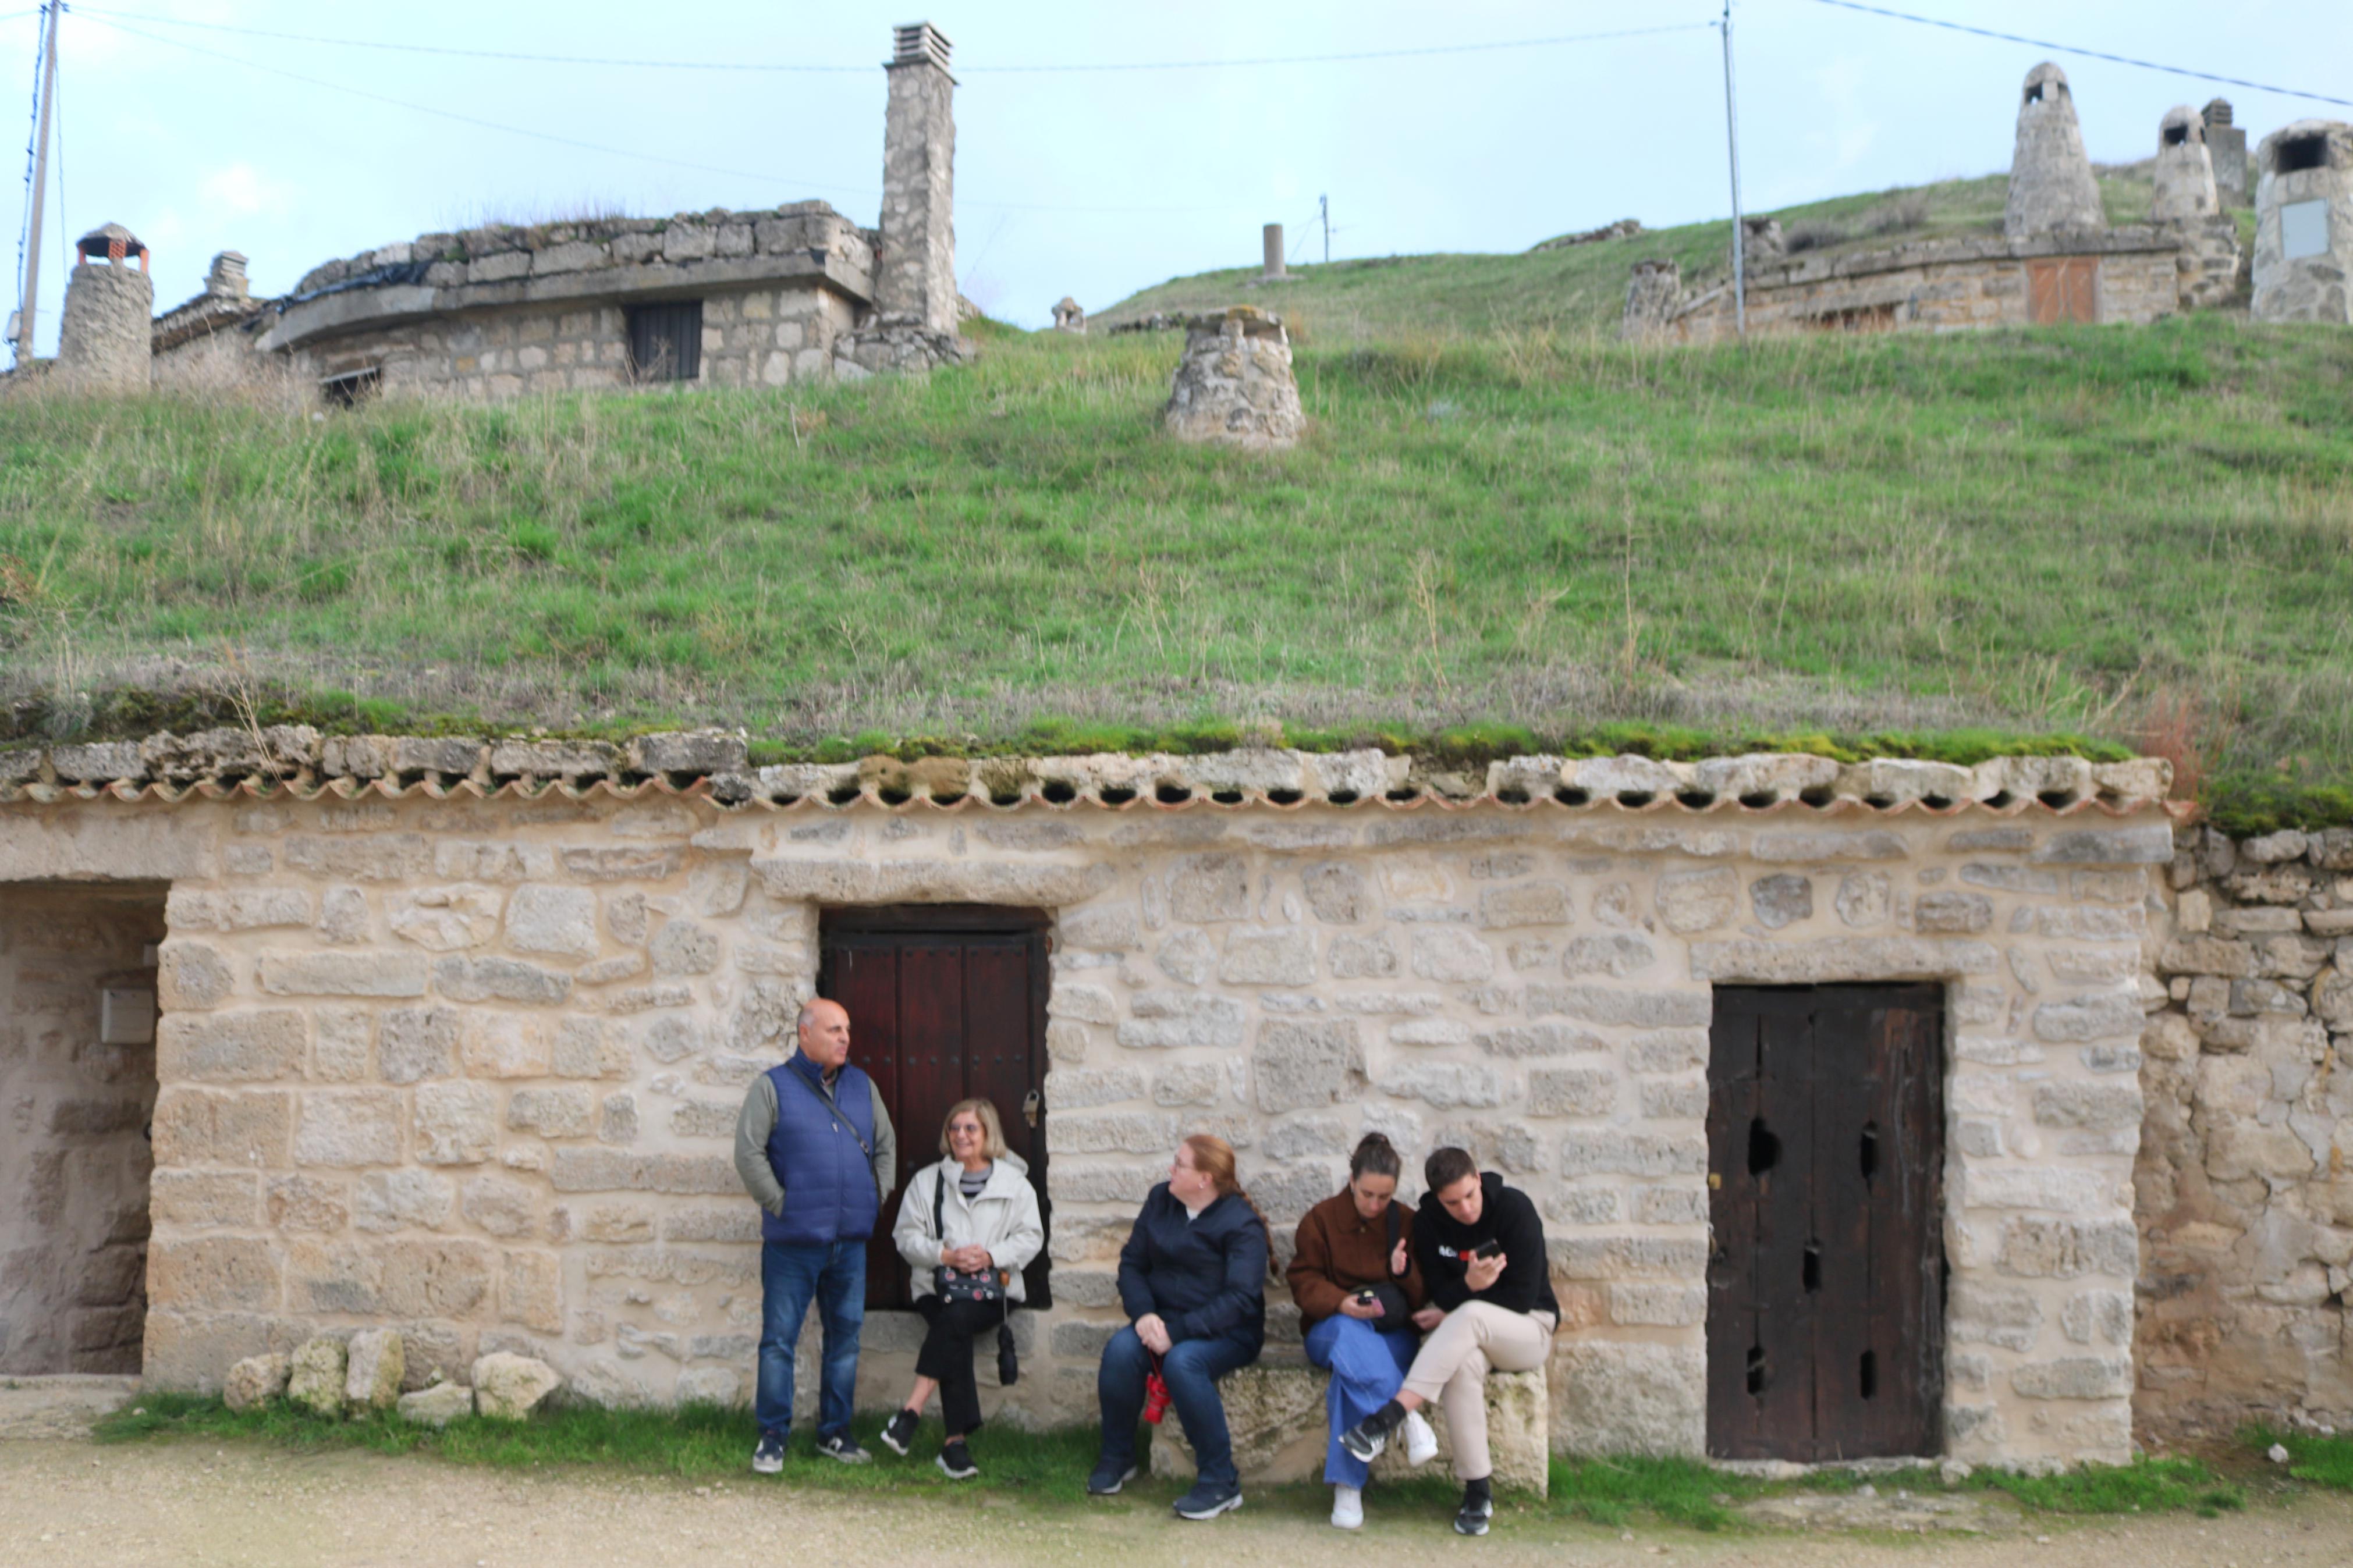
left=1086, top=1133, right=1269, bottom=1522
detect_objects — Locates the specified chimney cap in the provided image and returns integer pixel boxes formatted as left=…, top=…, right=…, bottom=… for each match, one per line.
left=75, top=222, right=147, bottom=261
left=890, top=21, right=952, bottom=70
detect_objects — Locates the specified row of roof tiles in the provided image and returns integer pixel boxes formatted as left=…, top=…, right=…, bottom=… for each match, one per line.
left=0, top=728, right=2175, bottom=816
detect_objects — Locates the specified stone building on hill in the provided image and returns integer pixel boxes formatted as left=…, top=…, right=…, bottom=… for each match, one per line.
left=2, top=731, right=2348, bottom=1470
left=1627, top=63, right=2246, bottom=344
left=128, top=23, right=968, bottom=402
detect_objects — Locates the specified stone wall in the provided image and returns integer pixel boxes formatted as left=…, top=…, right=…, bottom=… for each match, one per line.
left=0, top=886, right=164, bottom=1374
left=2136, top=825, right=2353, bottom=1439
left=0, top=742, right=2193, bottom=1466
left=1657, top=226, right=2236, bottom=346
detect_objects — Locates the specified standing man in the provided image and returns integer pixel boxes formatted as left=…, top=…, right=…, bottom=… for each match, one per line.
left=734, top=997, right=898, bottom=1471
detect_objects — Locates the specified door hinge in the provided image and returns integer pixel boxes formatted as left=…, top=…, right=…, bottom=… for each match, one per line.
left=1022, top=1089, right=1043, bottom=1128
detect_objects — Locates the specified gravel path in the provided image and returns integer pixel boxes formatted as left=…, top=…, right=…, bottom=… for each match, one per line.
left=4, top=1439, right=2350, bottom=1568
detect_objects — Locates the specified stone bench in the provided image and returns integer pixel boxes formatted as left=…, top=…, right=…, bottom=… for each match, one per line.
left=1146, top=1359, right=1549, bottom=1496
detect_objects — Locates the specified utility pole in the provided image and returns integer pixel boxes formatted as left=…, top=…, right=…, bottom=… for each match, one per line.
left=1720, top=0, right=1746, bottom=341
left=16, top=1, right=59, bottom=368
left=1319, top=194, right=1329, bottom=265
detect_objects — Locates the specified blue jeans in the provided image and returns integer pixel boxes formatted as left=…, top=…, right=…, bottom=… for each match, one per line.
left=1305, top=1313, right=1417, bottom=1487
left=1097, top=1325, right=1257, bottom=1490
left=755, top=1239, right=866, bottom=1441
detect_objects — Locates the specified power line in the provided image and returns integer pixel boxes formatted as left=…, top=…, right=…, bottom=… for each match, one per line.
left=70, top=6, right=1713, bottom=76
left=1807, top=0, right=2353, bottom=110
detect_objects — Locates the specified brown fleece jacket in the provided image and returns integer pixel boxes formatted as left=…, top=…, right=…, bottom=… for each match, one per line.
left=1287, top=1188, right=1428, bottom=1328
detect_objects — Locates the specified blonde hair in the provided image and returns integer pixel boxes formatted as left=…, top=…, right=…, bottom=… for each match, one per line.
left=939, top=1098, right=1010, bottom=1161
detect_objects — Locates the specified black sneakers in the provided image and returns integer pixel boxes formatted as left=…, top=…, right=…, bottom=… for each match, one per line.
left=1086, top=1459, right=1137, bottom=1495
left=1173, top=1480, right=1244, bottom=1520
left=815, top=1432, right=872, bottom=1464
left=1455, top=1482, right=1495, bottom=1537
left=936, top=1439, right=979, bottom=1480
left=750, top=1431, right=786, bottom=1475
left=880, top=1409, right=920, bottom=1457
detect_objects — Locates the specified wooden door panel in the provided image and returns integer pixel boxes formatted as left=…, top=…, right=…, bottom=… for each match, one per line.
left=1708, top=984, right=1943, bottom=1460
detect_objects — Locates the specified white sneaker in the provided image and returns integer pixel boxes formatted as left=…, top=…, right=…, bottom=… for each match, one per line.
left=1330, top=1484, right=1364, bottom=1530
left=1403, top=1409, right=1439, bottom=1467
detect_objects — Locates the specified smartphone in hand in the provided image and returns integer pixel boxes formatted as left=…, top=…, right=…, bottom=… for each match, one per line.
left=1472, top=1240, right=1503, bottom=1261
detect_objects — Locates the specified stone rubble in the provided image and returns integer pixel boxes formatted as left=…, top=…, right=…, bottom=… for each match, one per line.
left=222, top=1353, right=289, bottom=1413
left=472, top=1353, right=562, bottom=1421
left=286, top=1336, right=347, bottom=1417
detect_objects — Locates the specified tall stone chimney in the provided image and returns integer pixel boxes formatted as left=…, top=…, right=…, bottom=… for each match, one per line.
left=2004, top=62, right=2105, bottom=239
left=57, top=222, right=152, bottom=393
left=2150, top=106, right=2219, bottom=224
left=875, top=21, right=957, bottom=335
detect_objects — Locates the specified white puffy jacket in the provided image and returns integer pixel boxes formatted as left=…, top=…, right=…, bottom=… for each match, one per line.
left=892, top=1152, right=1046, bottom=1304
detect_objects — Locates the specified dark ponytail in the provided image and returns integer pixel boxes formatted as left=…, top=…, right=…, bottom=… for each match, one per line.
left=1349, top=1132, right=1402, bottom=1183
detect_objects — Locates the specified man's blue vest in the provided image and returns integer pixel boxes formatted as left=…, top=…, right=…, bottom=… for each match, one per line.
left=761, top=1054, right=881, bottom=1247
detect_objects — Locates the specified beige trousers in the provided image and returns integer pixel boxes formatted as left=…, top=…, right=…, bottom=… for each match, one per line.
left=1400, top=1302, right=1556, bottom=1481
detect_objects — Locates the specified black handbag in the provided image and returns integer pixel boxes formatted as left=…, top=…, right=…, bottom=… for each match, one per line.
left=931, top=1167, right=1018, bottom=1385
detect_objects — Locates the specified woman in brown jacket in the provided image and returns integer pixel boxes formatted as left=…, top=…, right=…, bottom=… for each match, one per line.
left=1286, top=1132, right=1438, bottom=1529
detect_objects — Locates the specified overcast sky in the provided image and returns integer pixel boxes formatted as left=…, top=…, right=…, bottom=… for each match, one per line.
left=4, top=0, right=2345, bottom=346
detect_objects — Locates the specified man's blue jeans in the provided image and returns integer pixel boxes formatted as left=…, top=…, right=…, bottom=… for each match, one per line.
left=755, top=1239, right=866, bottom=1442
left=1304, top=1313, right=1417, bottom=1487
left=1096, top=1324, right=1257, bottom=1490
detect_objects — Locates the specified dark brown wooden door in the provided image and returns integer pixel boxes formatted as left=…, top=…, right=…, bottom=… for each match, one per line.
left=1707, top=984, right=1943, bottom=1460
left=818, top=906, right=1052, bottom=1310
left=2027, top=257, right=2099, bottom=323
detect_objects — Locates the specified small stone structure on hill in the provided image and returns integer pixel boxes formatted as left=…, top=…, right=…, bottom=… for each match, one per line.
left=2151, top=106, right=2220, bottom=225
left=2203, top=99, right=2251, bottom=206
left=1627, top=65, right=2246, bottom=344
left=2005, top=63, right=2106, bottom=239
left=56, top=225, right=153, bottom=394
left=1051, top=297, right=1086, bottom=333
left=47, top=23, right=970, bottom=404
left=1162, top=306, right=1304, bottom=451
left=2252, top=120, right=2353, bottom=325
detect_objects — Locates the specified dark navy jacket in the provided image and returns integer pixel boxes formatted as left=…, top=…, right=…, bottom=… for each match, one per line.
left=760, top=1055, right=881, bottom=1247
left=1116, top=1183, right=1268, bottom=1352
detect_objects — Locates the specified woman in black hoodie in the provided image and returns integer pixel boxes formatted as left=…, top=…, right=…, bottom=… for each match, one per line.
left=1339, top=1146, right=1558, bottom=1537
left=1085, top=1133, right=1269, bottom=1522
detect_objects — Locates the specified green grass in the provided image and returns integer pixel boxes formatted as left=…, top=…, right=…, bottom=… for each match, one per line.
left=3, top=233, right=2350, bottom=823
left=2247, top=1424, right=2353, bottom=1491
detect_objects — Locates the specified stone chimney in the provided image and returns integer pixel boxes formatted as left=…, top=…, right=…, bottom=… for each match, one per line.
left=2151, top=106, right=2219, bottom=224
left=1162, top=306, right=1303, bottom=451
left=2202, top=99, right=2249, bottom=207
left=2252, top=120, right=2353, bottom=323
left=2005, top=62, right=2105, bottom=239
left=57, top=222, right=152, bottom=393
left=874, top=21, right=957, bottom=335
left=205, top=251, right=250, bottom=300
left=1619, top=258, right=1682, bottom=341
left=1262, top=224, right=1286, bottom=281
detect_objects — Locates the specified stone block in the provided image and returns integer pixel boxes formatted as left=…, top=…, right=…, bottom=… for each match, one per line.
left=398, top=1381, right=474, bottom=1427
left=353, top=1169, right=454, bottom=1232
left=1045, top=1066, right=1147, bottom=1111
left=151, top=1169, right=261, bottom=1229
left=265, top=1174, right=352, bottom=1232
left=507, top=1084, right=594, bottom=1138
left=377, top=1006, right=459, bottom=1083
left=2011, top=1357, right=2132, bottom=1400
left=1950, top=1282, right=2043, bottom=1350
left=2061, top=1289, right=2132, bottom=1346
left=2031, top=1082, right=2141, bottom=1130
left=346, top=1328, right=405, bottom=1410
left=1481, top=883, right=1570, bottom=929
left=1046, top=1162, right=1158, bottom=1203
left=153, top=1087, right=291, bottom=1168
left=258, top=950, right=428, bottom=998
left=1537, top=987, right=1710, bottom=1029
left=1748, top=874, right=1813, bottom=929
left=1527, top=1066, right=1617, bottom=1117
left=502, top=1250, right=564, bottom=1332
left=1549, top=1339, right=1703, bottom=1456
left=1634, top=1187, right=1709, bottom=1225
left=1559, top=934, right=1656, bottom=977
left=294, top=1090, right=404, bottom=1167
left=2031, top=995, right=2143, bottom=1043
left=157, top=942, right=234, bottom=1009
left=158, top=1010, right=307, bottom=1082
left=1558, top=1130, right=1706, bottom=1177
left=288, top=1336, right=348, bottom=1417
left=504, top=884, right=599, bottom=957
left=1638, top=1079, right=1708, bottom=1119
left=651, top=920, right=720, bottom=976
left=1220, top=925, right=1316, bottom=986
left=150, top=1235, right=281, bottom=1313
left=433, top=956, right=573, bottom=1006
left=1995, top=1217, right=2136, bottom=1279
left=1835, top=871, right=1893, bottom=927
left=1169, top=854, right=1248, bottom=921
left=1252, top=1018, right=1363, bottom=1112
left=1302, top=862, right=1366, bottom=923
left=1060, top=904, right=1140, bottom=952
left=1389, top=1017, right=1474, bottom=1048
left=1609, top=1283, right=1706, bottom=1326
left=1328, top=933, right=1398, bottom=979
left=547, top=1149, right=737, bottom=1193
left=1377, top=1062, right=1505, bottom=1109
left=1410, top=928, right=1496, bottom=982
left=1482, top=1019, right=1606, bottom=1056
left=415, top=1081, right=500, bottom=1165
left=464, top=1014, right=553, bottom=1078
left=1626, top=1029, right=1708, bottom=1073
left=1915, top=891, right=1993, bottom=934
left=1116, top=992, right=1244, bottom=1050
left=462, top=1174, right=542, bottom=1239
left=223, top=1353, right=290, bottom=1411
left=473, top=1352, right=563, bottom=1420
left=1152, top=1063, right=1223, bottom=1107
left=387, top=886, right=502, bottom=952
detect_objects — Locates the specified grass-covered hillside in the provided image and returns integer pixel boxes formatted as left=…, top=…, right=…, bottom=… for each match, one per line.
left=1, top=312, right=2350, bottom=823
left=1098, top=167, right=2247, bottom=343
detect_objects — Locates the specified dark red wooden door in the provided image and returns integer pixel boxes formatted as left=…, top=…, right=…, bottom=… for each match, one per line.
left=1707, top=984, right=1943, bottom=1460
left=818, top=907, right=1052, bottom=1310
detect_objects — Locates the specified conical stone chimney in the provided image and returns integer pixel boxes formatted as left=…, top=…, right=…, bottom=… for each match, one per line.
left=2005, top=63, right=2105, bottom=239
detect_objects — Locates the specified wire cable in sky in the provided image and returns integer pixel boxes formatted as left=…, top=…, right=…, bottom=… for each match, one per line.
left=1807, top=0, right=2353, bottom=110
left=71, top=6, right=1712, bottom=76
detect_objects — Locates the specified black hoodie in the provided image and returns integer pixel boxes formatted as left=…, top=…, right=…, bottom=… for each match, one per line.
left=1415, top=1171, right=1559, bottom=1320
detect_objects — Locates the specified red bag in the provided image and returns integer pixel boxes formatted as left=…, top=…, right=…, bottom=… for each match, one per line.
left=1143, top=1355, right=1172, bottom=1424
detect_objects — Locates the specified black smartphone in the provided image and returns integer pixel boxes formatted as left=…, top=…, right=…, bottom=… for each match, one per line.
left=1354, top=1289, right=1378, bottom=1304
left=1472, top=1240, right=1503, bottom=1260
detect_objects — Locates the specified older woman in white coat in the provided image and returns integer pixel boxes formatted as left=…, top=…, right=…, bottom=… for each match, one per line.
left=880, top=1098, right=1045, bottom=1479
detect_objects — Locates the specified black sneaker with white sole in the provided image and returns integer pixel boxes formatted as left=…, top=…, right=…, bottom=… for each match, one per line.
left=936, top=1439, right=979, bottom=1480
left=1337, top=1415, right=1390, bottom=1464
left=815, top=1432, right=872, bottom=1464
left=751, top=1432, right=786, bottom=1475
left=1454, top=1488, right=1494, bottom=1537
left=880, top=1409, right=919, bottom=1457
left=1172, top=1480, right=1243, bottom=1521
left=1085, top=1459, right=1137, bottom=1495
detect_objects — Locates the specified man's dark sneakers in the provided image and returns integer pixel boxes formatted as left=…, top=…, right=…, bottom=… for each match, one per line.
left=1085, top=1459, right=1137, bottom=1495
left=750, top=1431, right=786, bottom=1475
left=1173, top=1480, right=1244, bottom=1520
left=936, top=1439, right=979, bottom=1480
left=815, top=1432, right=872, bottom=1464
left=1454, top=1486, right=1495, bottom=1537
left=1337, top=1414, right=1390, bottom=1464
left=879, top=1409, right=919, bottom=1457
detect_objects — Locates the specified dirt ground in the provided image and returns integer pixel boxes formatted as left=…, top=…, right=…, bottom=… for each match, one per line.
left=4, top=1440, right=2351, bottom=1568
